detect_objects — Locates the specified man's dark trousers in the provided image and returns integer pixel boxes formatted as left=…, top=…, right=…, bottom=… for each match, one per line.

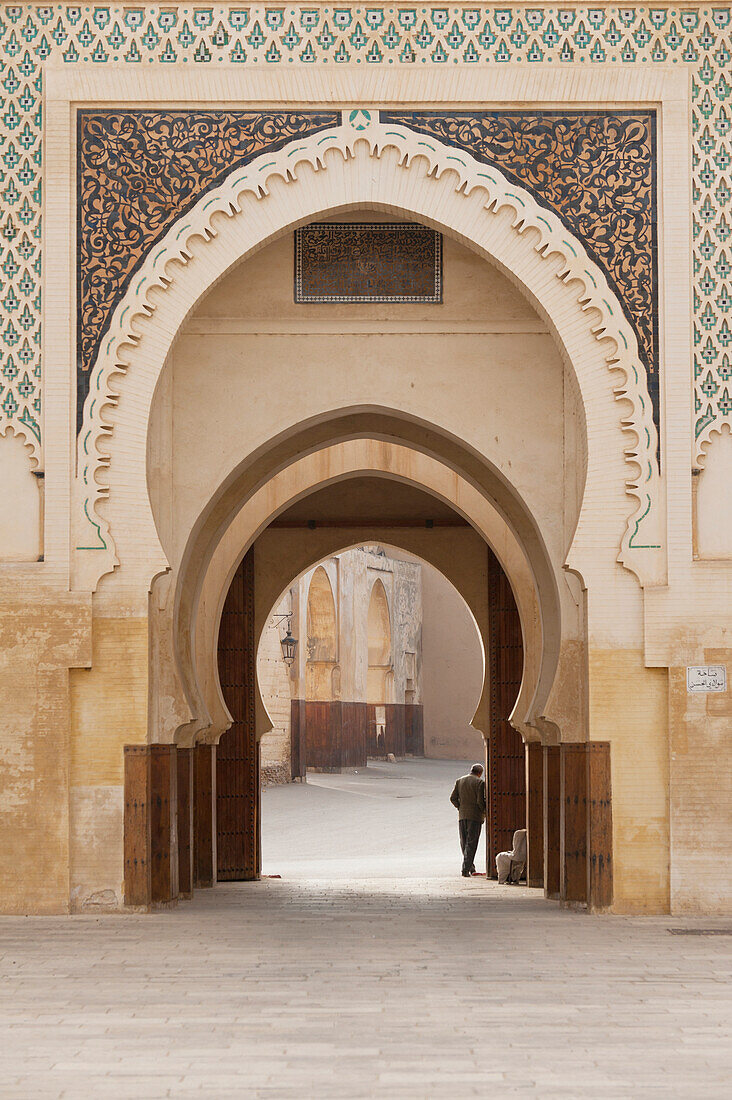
left=459, top=819, right=482, bottom=875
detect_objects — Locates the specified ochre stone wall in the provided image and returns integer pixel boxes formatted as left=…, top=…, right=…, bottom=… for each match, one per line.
left=0, top=593, right=90, bottom=914
left=69, top=616, right=149, bottom=910
left=0, top=11, right=730, bottom=915
left=588, top=650, right=670, bottom=914
left=668, top=655, right=732, bottom=915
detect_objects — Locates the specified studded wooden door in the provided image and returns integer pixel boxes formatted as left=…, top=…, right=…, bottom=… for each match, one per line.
left=216, top=548, right=259, bottom=881
left=487, top=548, right=526, bottom=876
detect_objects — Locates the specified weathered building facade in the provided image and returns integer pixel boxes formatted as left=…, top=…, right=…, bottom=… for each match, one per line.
left=1, top=3, right=731, bottom=916
left=258, top=545, right=424, bottom=778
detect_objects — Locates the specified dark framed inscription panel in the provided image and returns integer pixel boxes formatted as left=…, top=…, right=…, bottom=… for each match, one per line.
left=295, top=223, right=442, bottom=303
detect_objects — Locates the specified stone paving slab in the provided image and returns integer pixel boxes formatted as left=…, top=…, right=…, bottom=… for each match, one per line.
left=1, top=877, right=731, bottom=1098
left=2, top=760, right=732, bottom=1097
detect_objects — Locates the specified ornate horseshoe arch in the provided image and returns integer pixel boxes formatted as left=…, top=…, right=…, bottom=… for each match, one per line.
left=73, top=111, right=663, bottom=595
left=186, top=440, right=548, bottom=749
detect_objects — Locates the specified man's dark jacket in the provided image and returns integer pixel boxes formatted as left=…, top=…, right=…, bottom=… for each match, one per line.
left=450, top=773, right=486, bottom=823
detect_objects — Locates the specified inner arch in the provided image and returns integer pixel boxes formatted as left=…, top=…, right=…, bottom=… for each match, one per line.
left=183, top=443, right=554, bottom=753
left=255, top=540, right=487, bottom=789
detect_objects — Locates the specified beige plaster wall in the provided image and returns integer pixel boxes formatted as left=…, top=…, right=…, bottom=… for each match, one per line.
left=258, top=591, right=292, bottom=774
left=696, top=428, right=732, bottom=559
left=168, top=328, right=571, bottom=556
left=0, top=431, right=41, bottom=562
left=157, top=225, right=574, bottom=601
left=190, top=220, right=539, bottom=327
left=420, top=561, right=485, bottom=761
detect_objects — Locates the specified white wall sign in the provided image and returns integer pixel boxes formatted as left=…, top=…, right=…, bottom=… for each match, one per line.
left=686, top=666, right=727, bottom=693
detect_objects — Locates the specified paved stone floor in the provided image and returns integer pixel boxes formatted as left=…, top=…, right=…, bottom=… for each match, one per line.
left=2, top=761, right=731, bottom=1098
left=261, top=758, right=486, bottom=878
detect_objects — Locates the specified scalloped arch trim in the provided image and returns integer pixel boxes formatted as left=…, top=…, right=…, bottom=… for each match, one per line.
left=76, top=114, right=662, bottom=580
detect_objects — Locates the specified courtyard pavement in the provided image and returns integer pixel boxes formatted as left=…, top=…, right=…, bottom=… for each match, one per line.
left=261, top=758, right=486, bottom=878
left=1, top=760, right=731, bottom=1098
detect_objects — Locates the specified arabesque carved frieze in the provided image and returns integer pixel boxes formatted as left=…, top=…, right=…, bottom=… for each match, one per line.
left=75, top=116, right=662, bottom=587
left=76, top=109, right=338, bottom=427
left=383, top=110, right=658, bottom=431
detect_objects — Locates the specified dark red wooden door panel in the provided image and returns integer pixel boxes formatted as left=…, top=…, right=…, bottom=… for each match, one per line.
left=487, top=548, right=526, bottom=874
left=216, top=548, right=258, bottom=881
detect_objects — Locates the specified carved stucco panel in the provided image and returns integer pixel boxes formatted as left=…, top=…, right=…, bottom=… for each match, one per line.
left=72, top=116, right=662, bottom=597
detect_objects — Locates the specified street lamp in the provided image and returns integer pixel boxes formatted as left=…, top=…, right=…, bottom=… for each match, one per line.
left=280, top=626, right=298, bottom=666
left=272, top=612, right=298, bottom=667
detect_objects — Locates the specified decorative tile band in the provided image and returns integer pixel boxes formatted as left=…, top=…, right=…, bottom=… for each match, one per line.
left=0, top=5, right=729, bottom=464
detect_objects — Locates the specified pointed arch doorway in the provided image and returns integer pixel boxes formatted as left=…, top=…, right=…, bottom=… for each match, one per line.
left=213, top=510, right=525, bottom=883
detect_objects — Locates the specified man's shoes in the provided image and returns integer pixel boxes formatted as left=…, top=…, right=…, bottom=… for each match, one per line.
left=461, top=871, right=471, bottom=877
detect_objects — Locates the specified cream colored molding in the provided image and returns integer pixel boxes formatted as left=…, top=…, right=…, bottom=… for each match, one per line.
left=0, top=416, right=42, bottom=468
left=45, top=60, right=682, bottom=107
left=694, top=424, right=731, bottom=471
left=182, top=319, right=549, bottom=335
left=72, top=112, right=663, bottom=592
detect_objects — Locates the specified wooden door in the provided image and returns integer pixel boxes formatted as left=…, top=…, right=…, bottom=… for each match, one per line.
left=290, top=699, right=306, bottom=780
left=487, top=548, right=525, bottom=875
left=216, top=548, right=258, bottom=880
left=303, top=701, right=342, bottom=770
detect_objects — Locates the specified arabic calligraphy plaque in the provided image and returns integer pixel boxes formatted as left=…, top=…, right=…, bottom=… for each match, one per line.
left=295, top=223, right=442, bottom=303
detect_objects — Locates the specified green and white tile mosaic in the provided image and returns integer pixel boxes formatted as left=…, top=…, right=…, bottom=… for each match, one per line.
left=0, top=4, right=729, bottom=460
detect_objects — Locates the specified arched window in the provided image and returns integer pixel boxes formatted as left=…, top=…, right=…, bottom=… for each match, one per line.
left=306, top=567, right=337, bottom=700
left=367, top=578, right=392, bottom=704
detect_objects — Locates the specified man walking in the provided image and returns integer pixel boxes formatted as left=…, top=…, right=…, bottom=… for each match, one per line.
left=450, top=763, right=486, bottom=877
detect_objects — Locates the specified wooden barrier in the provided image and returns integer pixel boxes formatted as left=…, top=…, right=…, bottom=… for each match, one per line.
left=543, top=745, right=561, bottom=899
left=525, top=742, right=544, bottom=888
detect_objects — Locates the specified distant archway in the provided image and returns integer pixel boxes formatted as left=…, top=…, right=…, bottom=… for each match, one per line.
left=306, top=566, right=338, bottom=701
left=257, top=539, right=487, bottom=767
left=367, top=578, right=392, bottom=705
